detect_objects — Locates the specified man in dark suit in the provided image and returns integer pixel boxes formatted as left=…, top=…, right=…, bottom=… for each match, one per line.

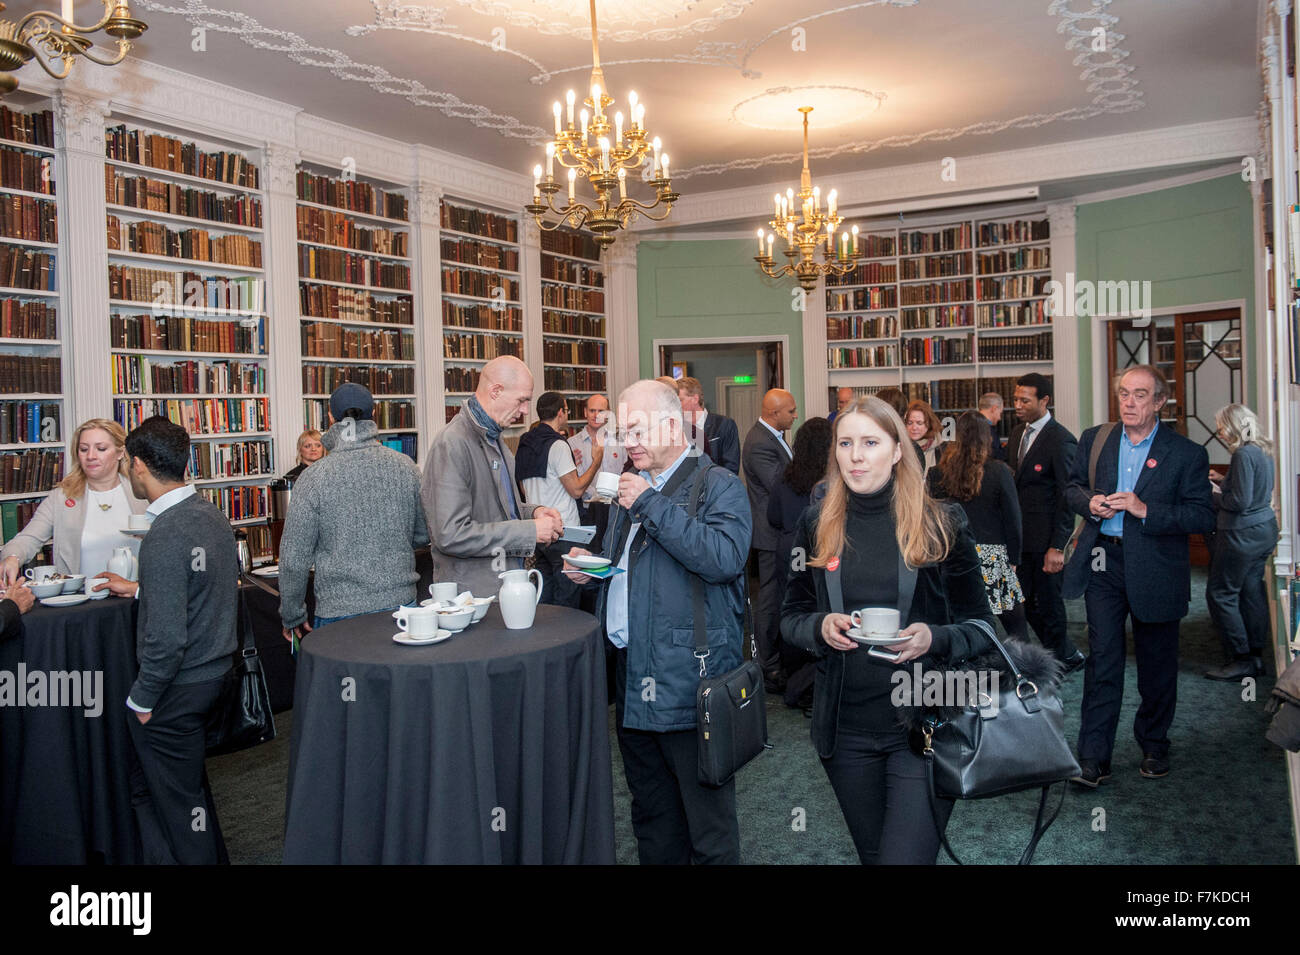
left=978, top=392, right=1008, bottom=462
left=1063, top=365, right=1214, bottom=785
left=677, top=377, right=740, bottom=474
left=1009, top=373, right=1083, bottom=671
left=742, top=388, right=797, bottom=690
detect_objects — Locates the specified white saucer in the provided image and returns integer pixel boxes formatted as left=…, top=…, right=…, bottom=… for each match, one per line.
left=392, top=630, right=452, bottom=646
left=84, top=588, right=110, bottom=600
left=565, top=555, right=611, bottom=570
left=847, top=629, right=909, bottom=645
left=120, top=526, right=150, bottom=536
left=251, top=565, right=279, bottom=577
left=40, top=593, right=89, bottom=608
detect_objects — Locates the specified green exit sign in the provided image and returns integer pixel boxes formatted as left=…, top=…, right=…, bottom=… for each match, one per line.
left=733, top=375, right=753, bottom=384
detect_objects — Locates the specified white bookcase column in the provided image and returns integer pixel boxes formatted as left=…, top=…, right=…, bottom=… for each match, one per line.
left=413, top=179, right=445, bottom=440
left=55, top=91, right=112, bottom=427
left=605, top=236, right=639, bottom=400
left=802, top=276, right=829, bottom=416
left=521, top=220, right=544, bottom=389
left=1047, top=201, right=1080, bottom=432
left=264, top=143, right=303, bottom=473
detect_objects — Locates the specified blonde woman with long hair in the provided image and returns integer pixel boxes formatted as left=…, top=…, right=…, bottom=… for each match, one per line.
left=779, top=396, right=998, bottom=864
left=0, top=418, right=148, bottom=583
left=1204, top=403, right=1277, bottom=681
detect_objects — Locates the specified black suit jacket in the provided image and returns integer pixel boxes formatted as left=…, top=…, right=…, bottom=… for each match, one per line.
left=1009, top=416, right=1078, bottom=554
left=987, top=419, right=1007, bottom=462
left=700, top=412, right=740, bottom=475
left=1062, top=422, right=1214, bottom=621
left=742, top=421, right=791, bottom=551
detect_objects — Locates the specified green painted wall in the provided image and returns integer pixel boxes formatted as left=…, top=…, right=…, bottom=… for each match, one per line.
left=637, top=238, right=805, bottom=426
left=1075, top=174, right=1256, bottom=428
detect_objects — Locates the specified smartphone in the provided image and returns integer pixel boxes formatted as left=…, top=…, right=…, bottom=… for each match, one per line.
left=560, top=525, right=597, bottom=544
left=868, top=646, right=902, bottom=662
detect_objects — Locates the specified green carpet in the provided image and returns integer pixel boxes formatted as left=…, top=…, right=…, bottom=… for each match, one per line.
left=209, top=569, right=1295, bottom=864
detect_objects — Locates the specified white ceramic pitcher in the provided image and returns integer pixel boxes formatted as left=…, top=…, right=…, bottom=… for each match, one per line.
left=107, top=546, right=138, bottom=582
left=497, top=568, right=543, bottom=630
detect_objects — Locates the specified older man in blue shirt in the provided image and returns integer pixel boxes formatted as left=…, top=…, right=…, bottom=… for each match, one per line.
left=1064, top=365, right=1214, bottom=786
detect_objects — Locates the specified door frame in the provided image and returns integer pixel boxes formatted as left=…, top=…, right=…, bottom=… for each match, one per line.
left=652, top=335, right=791, bottom=395
left=1089, top=299, right=1248, bottom=427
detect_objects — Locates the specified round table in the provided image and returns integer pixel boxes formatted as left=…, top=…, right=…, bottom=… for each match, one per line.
left=283, top=604, right=616, bottom=864
left=0, top=596, right=140, bottom=864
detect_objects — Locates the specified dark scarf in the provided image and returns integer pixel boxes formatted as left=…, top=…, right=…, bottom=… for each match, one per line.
left=467, top=395, right=503, bottom=441
left=515, top=420, right=566, bottom=482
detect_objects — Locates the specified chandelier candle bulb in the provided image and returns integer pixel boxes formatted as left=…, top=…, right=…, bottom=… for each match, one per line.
left=614, top=111, right=624, bottom=145
left=579, top=108, right=589, bottom=142
left=628, top=90, right=638, bottom=121
left=757, top=228, right=765, bottom=255
left=635, top=103, right=645, bottom=128
left=599, top=137, right=610, bottom=172
left=661, top=154, right=669, bottom=180
left=591, top=83, right=602, bottom=119
left=851, top=224, right=859, bottom=255
left=813, top=186, right=820, bottom=212
left=568, top=167, right=577, bottom=201
left=566, top=89, right=576, bottom=126
left=618, top=167, right=627, bottom=199
left=545, top=142, right=555, bottom=178
left=553, top=102, right=562, bottom=135
left=774, top=194, right=781, bottom=218
left=651, top=137, right=662, bottom=175
left=767, top=233, right=775, bottom=257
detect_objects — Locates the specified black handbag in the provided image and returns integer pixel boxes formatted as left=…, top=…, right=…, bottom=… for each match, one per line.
left=920, top=618, right=1080, bottom=865
left=205, top=582, right=276, bottom=756
left=687, top=465, right=769, bottom=787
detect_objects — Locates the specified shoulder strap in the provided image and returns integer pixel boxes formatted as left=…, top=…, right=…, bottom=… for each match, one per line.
left=1089, top=422, right=1117, bottom=490
left=689, top=465, right=714, bottom=677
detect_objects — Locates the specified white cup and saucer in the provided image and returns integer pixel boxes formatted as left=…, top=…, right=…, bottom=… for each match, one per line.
left=392, top=605, right=451, bottom=645
left=594, top=472, right=619, bottom=502
left=846, top=607, right=907, bottom=646
left=122, top=513, right=152, bottom=536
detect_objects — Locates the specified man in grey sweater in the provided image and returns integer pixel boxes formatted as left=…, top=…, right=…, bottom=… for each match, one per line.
left=280, top=383, right=429, bottom=640
left=123, top=415, right=237, bottom=864
left=423, top=356, right=563, bottom=596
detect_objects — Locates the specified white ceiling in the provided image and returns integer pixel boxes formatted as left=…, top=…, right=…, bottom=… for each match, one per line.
left=103, top=0, right=1258, bottom=191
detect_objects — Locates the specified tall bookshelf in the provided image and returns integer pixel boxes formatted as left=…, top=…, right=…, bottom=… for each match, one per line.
left=540, top=228, right=607, bottom=427
left=438, top=198, right=524, bottom=428
left=296, top=164, right=416, bottom=460
left=826, top=212, right=1053, bottom=446
left=0, top=100, right=63, bottom=550
left=103, top=117, right=275, bottom=557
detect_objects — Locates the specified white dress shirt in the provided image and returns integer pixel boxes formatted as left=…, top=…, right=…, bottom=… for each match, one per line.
left=1019, top=409, right=1052, bottom=462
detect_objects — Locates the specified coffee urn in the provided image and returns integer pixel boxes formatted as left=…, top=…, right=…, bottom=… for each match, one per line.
left=268, top=477, right=292, bottom=560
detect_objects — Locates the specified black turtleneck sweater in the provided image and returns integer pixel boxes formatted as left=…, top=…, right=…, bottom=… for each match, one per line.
left=837, top=479, right=903, bottom=732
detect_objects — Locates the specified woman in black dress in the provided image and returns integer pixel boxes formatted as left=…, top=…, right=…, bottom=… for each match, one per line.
left=927, top=411, right=1028, bottom=641
left=780, top=396, right=994, bottom=865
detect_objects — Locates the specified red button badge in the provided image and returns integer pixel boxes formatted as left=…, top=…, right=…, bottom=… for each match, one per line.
left=1146, top=458, right=1157, bottom=468
left=1034, top=463, right=1043, bottom=472
left=827, top=557, right=840, bottom=572
left=65, top=498, right=76, bottom=507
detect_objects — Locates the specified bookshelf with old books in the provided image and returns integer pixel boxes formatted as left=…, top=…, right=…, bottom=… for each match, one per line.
left=439, top=198, right=525, bottom=427
left=104, top=116, right=275, bottom=557
left=540, top=227, right=607, bottom=425
left=0, top=100, right=65, bottom=549
left=296, top=164, right=417, bottom=460
left=826, top=212, right=1054, bottom=444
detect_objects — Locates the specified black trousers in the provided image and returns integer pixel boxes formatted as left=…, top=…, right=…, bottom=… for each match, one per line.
left=1020, top=550, right=1076, bottom=659
left=126, top=674, right=229, bottom=865
left=1078, top=538, right=1180, bottom=763
left=1206, top=522, right=1276, bottom=659
left=821, top=726, right=953, bottom=865
left=535, top=540, right=582, bottom=608
left=613, top=648, right=739, bottom=864
left=752, top=548, right=783, bottom=674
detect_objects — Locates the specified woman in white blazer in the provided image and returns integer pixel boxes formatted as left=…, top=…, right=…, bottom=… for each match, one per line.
left=0, top=418, right=149, bottom=582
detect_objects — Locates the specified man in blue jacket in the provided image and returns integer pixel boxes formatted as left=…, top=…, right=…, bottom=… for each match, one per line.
left=1063, top=365, right=1215, bottom=785
left=564, top=379, right=752, bottom=864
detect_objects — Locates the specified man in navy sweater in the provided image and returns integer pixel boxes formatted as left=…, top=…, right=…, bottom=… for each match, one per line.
left=1063, top=366, right=1214, bottom=785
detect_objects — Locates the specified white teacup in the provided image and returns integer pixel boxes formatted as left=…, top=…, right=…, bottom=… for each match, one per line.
left=429, top=581, right=458, bottom=604
left=24, top=565, right=57, bottom=583
left=127, top=513, right=152, bottom=530
left=594, top=471, right=620, bottom=501
left=850, top=607, right=900, bottom=637
left=393, top=605, right=439, bottom=637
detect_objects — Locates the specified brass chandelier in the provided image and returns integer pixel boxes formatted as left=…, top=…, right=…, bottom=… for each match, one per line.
left=524, top=0, right=678, bottom=250
left=754, top=107, right=858, bottom=291
left=0, top=1, right=147, bottom=95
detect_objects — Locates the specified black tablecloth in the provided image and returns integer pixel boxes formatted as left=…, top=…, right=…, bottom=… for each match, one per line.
left=0, top=597, right=140, bottom=864
left=283, top=604, right=616, bottom=864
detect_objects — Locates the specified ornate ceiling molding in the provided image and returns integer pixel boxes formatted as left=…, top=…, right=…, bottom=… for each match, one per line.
left=135, top=0, right=548, bottom=141
left=347, top=0, right=756, bottom=44
left=679, top=0, right=1143, bottom=179
left=296, top=114, right=418, bottom=185
left=655, top=117, right=1256, bottom=229
left=731, top=86, right=886, bottom=130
